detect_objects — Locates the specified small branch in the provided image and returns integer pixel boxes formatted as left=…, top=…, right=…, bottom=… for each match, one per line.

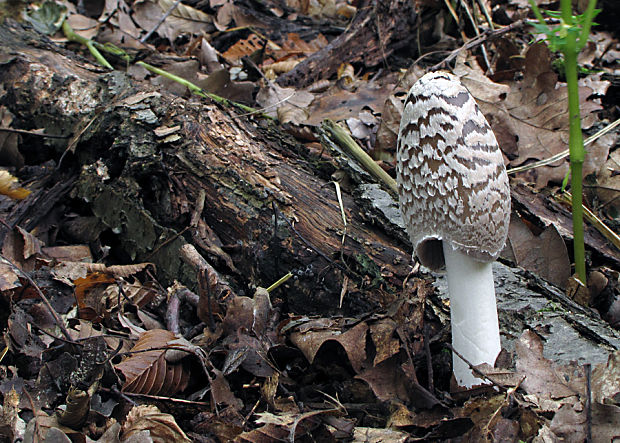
left=266, top=272, right=293, bottom=293
left=322, top=119, right=398, bottom=194
left=430, top=19, right=525, bottom=70
left=1, top=254, right=73, bottom=342
left=0, top=128, right=68, bottom=139
left=139, top=0, right=183, bottom=44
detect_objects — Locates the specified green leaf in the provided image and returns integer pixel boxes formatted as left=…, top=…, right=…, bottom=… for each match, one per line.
left=24, top=1, right=67, bottom=35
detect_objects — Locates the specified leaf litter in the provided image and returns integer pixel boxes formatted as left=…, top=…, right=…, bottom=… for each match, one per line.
left=0, top=0, right=619, bottom=441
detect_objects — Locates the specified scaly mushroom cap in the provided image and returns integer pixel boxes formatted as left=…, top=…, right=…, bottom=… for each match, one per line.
left=396, top=71, right=510, bottom=271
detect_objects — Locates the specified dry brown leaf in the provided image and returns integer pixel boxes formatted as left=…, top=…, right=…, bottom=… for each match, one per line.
left=24, top=410, right=79, bottom=442
left=214, top=1, right=235, bottom=31
left=590, top=146, right=620, bottom=219
left=0, top=261, right=21, bottom=293
left=43, top=245, right=92, bottom=263
left=374, top=94, right=405, bottom=161
left=197, top=69, right=255, bottom=104
left=74, top=272, right=116, bottom=321
left=516, top=330, right=584, bottom=402
left=456, top=45, right=609, bottom=187
left=121, top=404, right=191, bottom=442
left=1, top=227, right=43, bottom=272
left=290, top=321, right=369, bottom=372
left=505, top=214, right=571, bottom=289
left=351, top=427, right=408, bottom=442
left=591, top=350, right=620, bottom=404
left=115, top=329, right=190, bottom=396
left=276, top=32, right=328, bottom=58
left=255, top=83, right=314, bottom=124
left=98, top=0, right=143, bottom=49
left=222, top=33, right=265, bottom=63
left=132, top=0, right=213, bottom=43
left=211, top=368, right=243, bottom=410
left=306, top=84, right=393, bottom=127
left=356, top=358, right=409, bottom=402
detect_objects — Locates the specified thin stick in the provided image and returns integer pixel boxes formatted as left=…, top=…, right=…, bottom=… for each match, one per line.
left=0, top=128, right=68, bottom=139
left=140, top=0, right=183, bottom=43
left=322, top=119, right=398, bottom=193
left=431, top=20, right=525, bottom=70
left=266, top=272, right=292, bottom=292
left=459, top=0, right=492, bottom=72
left=507, top=117, right=620, bottom=174
left=556, top=191, right=620, bottom=251
left=1, top=254, right=73, bottom=341
left=446, top=343, right=508, bottom=391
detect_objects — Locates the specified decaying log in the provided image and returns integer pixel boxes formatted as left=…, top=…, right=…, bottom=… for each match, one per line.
left=0, top=20, right=410, bottom=316
left=1, top=21, right=619, bottom=366
left=276, top=0, right=418, bottom=88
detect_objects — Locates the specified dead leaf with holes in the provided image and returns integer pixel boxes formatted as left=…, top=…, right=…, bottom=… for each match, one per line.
left=516, top=330, right=585, bottom=404
left=114, top=329, right=190, bottom=396
left=456, top=45, right=611, bottom=187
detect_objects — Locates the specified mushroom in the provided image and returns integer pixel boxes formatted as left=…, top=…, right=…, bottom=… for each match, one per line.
left=396, top=71, right=511, bottom=388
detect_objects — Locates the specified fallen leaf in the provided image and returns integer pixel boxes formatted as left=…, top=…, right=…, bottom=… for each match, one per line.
left=121, top=404, right=191, bottom=442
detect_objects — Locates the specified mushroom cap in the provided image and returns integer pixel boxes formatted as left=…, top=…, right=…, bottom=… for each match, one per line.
left=396, top=71, right=510, bottom=271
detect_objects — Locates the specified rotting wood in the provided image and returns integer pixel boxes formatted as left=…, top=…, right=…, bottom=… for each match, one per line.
left=0, top=20, right=409, bottom=316
left=276, top=0, right=418, bottom=88
left=0, top=21, right=618, bottom=365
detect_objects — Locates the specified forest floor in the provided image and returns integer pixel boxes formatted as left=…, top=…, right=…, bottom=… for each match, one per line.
left=0, top=0, right=619, bottom=441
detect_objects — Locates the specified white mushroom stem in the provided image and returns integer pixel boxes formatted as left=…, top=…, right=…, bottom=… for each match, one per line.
left=443, top=242, right=501, bottom=388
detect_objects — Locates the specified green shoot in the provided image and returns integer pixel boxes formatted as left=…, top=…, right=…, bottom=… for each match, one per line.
left=528, top=0, right=599, bottom=286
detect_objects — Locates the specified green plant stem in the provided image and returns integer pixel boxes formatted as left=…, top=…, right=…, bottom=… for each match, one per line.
left=62, top=21, right=112, bottom=69
left=136, top=61, right=271, bottom=118
left=561, top=0, right=587, bottom=285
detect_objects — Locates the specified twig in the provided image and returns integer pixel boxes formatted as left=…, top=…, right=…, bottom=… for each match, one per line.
left=507, top=117, right=620, bottom=174
left=475, top=0, right=494, bottom=30
left=136, top=61, right=273, bottom=119
left=0, top=128, right=68, bottom=139
left=140, top=0, right=183, bottom=43
left=266, top=272, right=293, bottom=292
left=459, top=0, right=492, bottom=73
left=198, top=268, right=216, bottom=332
left=556, top=191, right=620, bottom=251
left=424, top=325, right=434, bottom=392
left=1, top=254, right=73, bottom=342
left=431, top=19, right=525, bottom=70
left=446, top=343, right=508, bottom=391
left=322, top=119, right=398, bottom=193
left=166, top=287, right=199, bottom=334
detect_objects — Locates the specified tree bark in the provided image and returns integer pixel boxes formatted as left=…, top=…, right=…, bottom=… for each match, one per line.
left=0, top=20, right=410, bottom=316
left=1, top=21, right=618, bottom=363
